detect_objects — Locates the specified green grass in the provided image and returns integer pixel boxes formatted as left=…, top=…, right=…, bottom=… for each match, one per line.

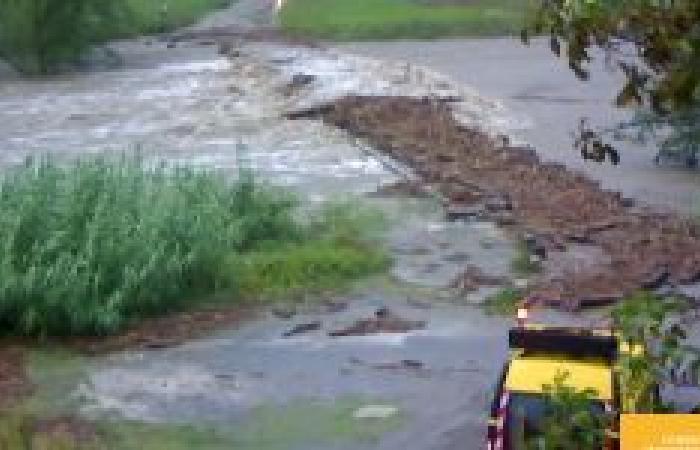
left=125, top=0, right=232, bottom=35
left=0, top=0, right=234, bottom=75
left=279, top=0, right=528, bottom=40
left=483, top=287, right=522, bottom=315
left=234, top=201, right=389, bottom=298
left=0, top=156, right=387, bottom=337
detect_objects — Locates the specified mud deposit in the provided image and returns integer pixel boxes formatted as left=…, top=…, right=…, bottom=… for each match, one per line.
left=0, top=346, right=30, bottom=407
left=296, top=96, right=700, bottom=309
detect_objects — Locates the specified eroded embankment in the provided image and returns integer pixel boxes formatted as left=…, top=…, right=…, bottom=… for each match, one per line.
left=290, top=96, right=700, bottom=309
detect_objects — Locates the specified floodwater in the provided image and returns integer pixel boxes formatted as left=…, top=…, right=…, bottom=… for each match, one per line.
left=340, top=38, right=700, bottom=213
left=3, top=3, right=698, bottom=448
left=0, top=34, right=539, bottom=447
left=0, top=4, right=540, bottom=449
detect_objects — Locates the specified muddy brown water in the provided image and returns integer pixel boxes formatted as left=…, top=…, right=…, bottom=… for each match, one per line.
left=0, top=11, right=535, bottom=450
left=1, top=3, right=699, bottom=447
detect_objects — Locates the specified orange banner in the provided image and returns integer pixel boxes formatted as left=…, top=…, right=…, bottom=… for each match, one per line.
left=621, top=414, right=700, bottom=450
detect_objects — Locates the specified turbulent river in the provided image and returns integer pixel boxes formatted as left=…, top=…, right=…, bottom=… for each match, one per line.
left=1, top=1, right=699, bottom=448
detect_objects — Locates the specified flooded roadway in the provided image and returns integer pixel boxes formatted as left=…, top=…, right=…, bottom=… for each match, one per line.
left=2, top=3, right=698, bottom=448
left=339, top=38, right=700, bottom=214
left=0, top=4, right=539, bottom=449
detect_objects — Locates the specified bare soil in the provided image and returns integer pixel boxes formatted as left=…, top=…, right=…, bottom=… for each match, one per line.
left=295, top=95, right=700, bottom=310
left=0, top=345, right=31, bottom=408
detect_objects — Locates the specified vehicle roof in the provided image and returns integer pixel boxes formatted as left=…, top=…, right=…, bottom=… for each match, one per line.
left=504, top=354, right=613, bottom=401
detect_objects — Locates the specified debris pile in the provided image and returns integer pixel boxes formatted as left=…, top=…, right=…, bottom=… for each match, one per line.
left=451, top=265, right=508, bottom=293
left=329, top=308, right=426, bottom=337
left=282, top=321, right=321, bottom=337
left=292, top=95, right=700, bottom=309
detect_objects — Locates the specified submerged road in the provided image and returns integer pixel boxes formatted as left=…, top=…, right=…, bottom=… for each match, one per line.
left=2, top=3, right=698, bottom=448
left=0, top=2, right=545, bottom=449
left=339, top=38, right=700, bottom=213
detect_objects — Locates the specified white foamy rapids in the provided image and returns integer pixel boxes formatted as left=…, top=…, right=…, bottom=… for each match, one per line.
left=248, top=43, right=529, bottom=139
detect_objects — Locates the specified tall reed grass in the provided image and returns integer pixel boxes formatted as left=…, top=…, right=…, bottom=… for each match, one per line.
left=0, top=156, right=386, bottom=337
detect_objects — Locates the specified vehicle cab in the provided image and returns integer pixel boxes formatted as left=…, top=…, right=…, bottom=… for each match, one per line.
left=487, top=308, right=649, bottom=450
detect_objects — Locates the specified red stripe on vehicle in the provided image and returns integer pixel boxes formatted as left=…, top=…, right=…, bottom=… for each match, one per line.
left=493, top=390, right=510, bottom=449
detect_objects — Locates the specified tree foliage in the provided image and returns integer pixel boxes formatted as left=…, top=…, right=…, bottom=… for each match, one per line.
left=526, top=0, right=700, bottom=164
left=612, top=291, right=700, bottom=412
left=0, top=0, right=130, bottom=74
left=524, top=293, right=700, bottom=448
left=526, top=372, right=610, bottom=450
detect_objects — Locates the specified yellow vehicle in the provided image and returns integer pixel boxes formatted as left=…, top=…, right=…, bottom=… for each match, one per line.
left=486, top=310, right=653, bottom=450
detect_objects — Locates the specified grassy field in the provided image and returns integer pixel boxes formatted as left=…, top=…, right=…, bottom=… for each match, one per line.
left=0, top=156, right=387, bottom=337
left=125, top=0, right=232, bottom=34
left=279, top=0, right=529, bottom=40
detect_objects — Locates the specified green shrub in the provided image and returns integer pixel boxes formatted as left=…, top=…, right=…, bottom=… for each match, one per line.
left=0, top=0, right=129, bottom=74
left=612, top=291, right=697, bottom=413
left=516, top=372, right=609, bottom=449
left=234, top=240, right=389, bottom=298
left=0, top=0, right=231, bottom=74
left=0, top=156, right=389, bottom=337
left=483, top=287, right=522, bottom=315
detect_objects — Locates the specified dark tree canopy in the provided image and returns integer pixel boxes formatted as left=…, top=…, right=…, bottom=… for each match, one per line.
left=525, top=0, right=700, bottom=165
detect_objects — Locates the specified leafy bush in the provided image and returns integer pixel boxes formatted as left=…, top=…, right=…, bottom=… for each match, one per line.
left=612, top=291, right=699, bottom=412
left=0, top=0, right=230, bottom=74
left=234, top=240, right=389, bottom=298
left=483, top=287, right=522, bottom=315
left=0, top=0, right=129, bottom=74
left=0, top=156, right=385, bottom=337
left=516, top=372, right=609, bottom=450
